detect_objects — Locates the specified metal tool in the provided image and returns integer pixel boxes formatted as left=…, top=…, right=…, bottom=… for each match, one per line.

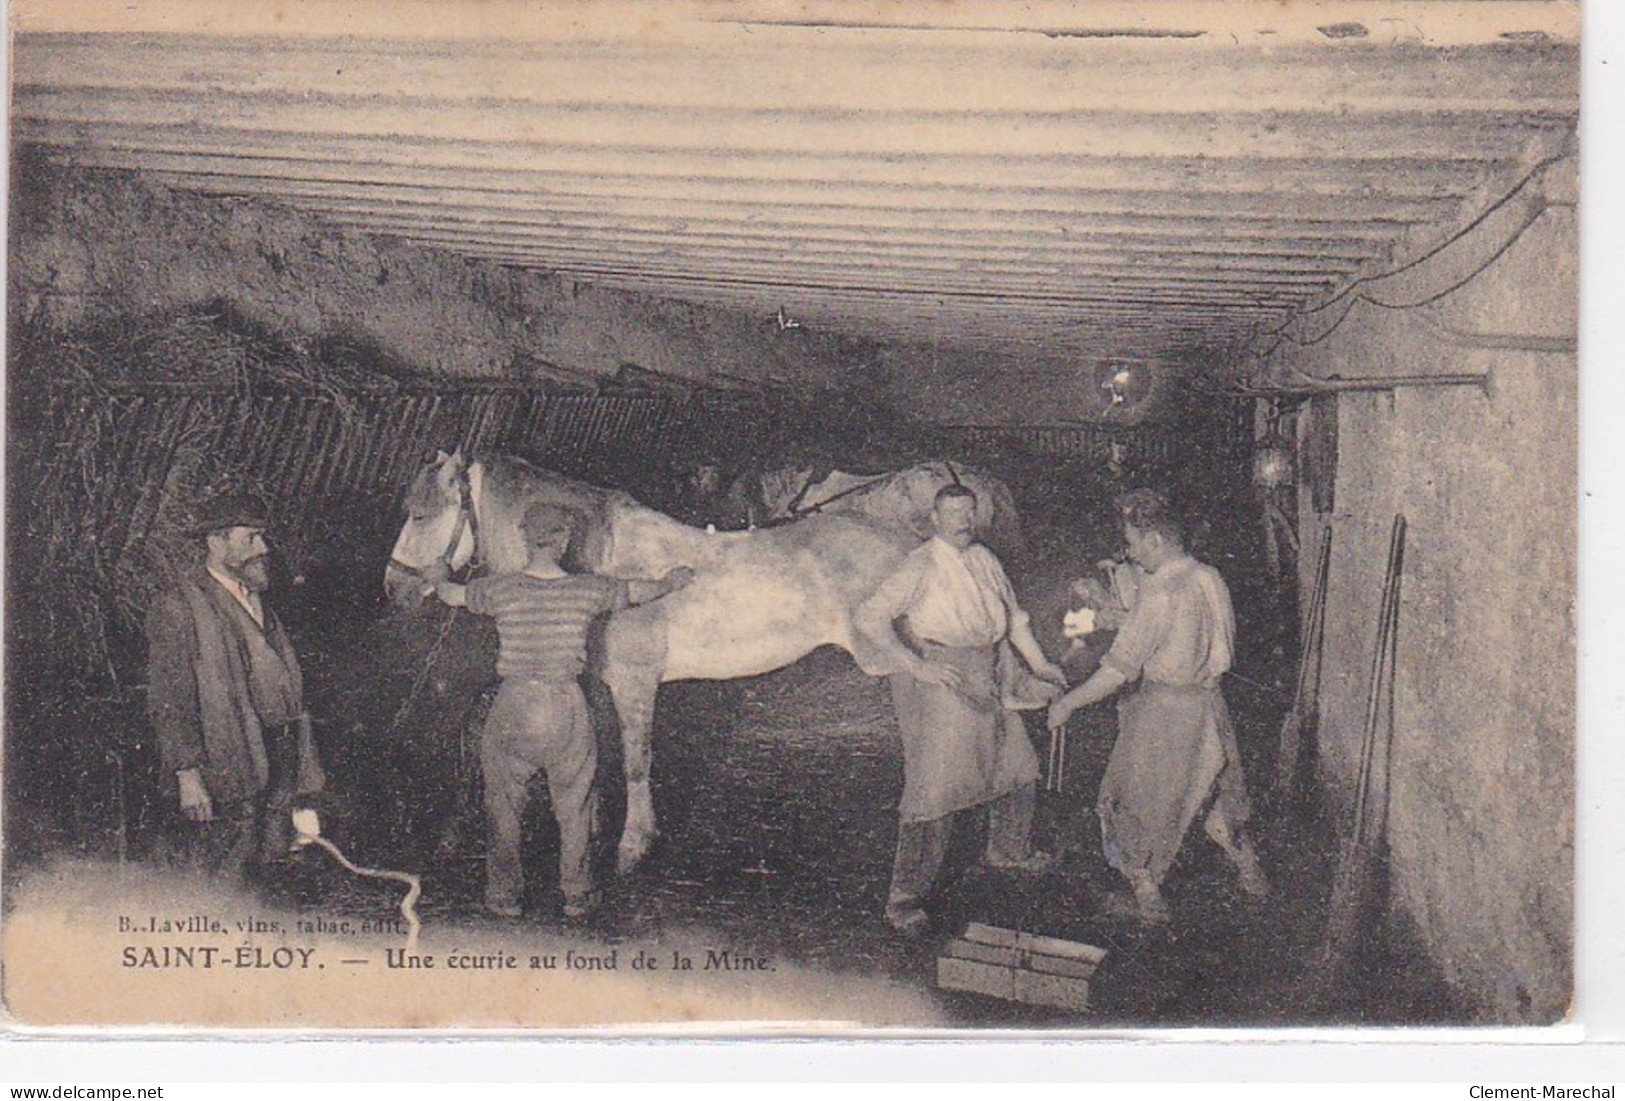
left=1318, top=514, right=1405, bottom=988
left=1276, top=520, right=1333, bottom=796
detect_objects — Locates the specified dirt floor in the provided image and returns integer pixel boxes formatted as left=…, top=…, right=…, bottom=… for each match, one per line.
left=268, top=625, right=1461, bottom=1029
left=186, top=643, right=1463, bottom=1030
left=585, top=649, right=1463, bottom=1027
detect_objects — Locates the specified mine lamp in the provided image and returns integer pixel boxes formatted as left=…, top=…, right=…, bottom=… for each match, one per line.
left=1252, top=402, right=1295, bottom=489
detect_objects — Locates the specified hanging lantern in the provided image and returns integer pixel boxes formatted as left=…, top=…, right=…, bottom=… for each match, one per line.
left=1093, top=360, right=1154, bottom=412
left=1253, top=401, right=1295, bottom=488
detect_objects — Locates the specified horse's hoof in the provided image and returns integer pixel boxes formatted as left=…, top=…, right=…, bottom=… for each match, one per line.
left=616, top=832, right=657, bottom=875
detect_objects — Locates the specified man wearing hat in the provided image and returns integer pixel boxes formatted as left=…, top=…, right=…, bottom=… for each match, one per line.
left=424, top=499, right=693, bottom=922
left=145, top=488, right=326, bottom=883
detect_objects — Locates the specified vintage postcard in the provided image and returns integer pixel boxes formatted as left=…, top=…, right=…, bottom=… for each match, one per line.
left=2, top=0, right=1580, bottom=1034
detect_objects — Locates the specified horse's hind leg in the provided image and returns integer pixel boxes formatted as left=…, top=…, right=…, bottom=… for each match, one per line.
left=609, top=662, right=662, bottom=874
left=602, top=613, right=666, bottom=874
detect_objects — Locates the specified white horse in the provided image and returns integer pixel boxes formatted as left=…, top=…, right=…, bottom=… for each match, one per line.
left=383, top=451, right=919, bottom=871
left=757, top=461, right=1025, bottom=560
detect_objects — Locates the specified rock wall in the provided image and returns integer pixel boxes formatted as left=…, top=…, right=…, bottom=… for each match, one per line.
left=10, top=157, right=1172, bottom=430
left=7, top=156, right=873, bottom=395
left=1270, top=157, right=1576, bottom=1022
left=873, top=342, right=1178, bottom=426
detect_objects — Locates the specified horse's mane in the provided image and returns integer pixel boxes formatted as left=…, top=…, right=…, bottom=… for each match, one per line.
left=473, top=453, right=677, bottom=575
left=478, top=453, right=634, bottom=510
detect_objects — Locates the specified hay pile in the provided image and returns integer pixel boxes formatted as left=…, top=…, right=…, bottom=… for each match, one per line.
left=36, top=300, right=407, bottom=399
left=9, top=302, right=418, bottom=692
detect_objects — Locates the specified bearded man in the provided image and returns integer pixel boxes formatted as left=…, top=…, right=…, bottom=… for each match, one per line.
left=144, top=488, right=326, bottom=882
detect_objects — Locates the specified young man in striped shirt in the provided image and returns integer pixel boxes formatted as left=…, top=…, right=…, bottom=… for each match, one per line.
left=425, top=501, right=693, bottom=921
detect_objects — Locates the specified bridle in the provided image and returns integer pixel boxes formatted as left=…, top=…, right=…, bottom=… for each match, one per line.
left=766, top=468, right=886, bottom=527
left=389, top=469, right=481, bottom=581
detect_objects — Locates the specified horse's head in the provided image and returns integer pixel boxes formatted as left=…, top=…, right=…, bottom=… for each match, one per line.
left=384, top=449, right=477, bottom=607
left=758, top=466, right=817, bottom=521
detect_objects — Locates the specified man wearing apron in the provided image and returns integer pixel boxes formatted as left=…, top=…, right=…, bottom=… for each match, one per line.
left=1048, top=489, right=1269, bottom=925
left=857, top=485, right=1067, bottom=934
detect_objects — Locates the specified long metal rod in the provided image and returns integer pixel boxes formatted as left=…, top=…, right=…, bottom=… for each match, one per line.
left=1229, top=374, right=1489, bottom=397
left=1276, top=523, right=1332, bottom=793
left=1352, top=515, right=1406, bottom=844
left=1319, top=514, right=1405, bottom=986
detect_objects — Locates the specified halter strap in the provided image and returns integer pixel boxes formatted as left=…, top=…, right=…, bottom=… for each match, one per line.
left=389, top=471, right=480, bottom=580
left=785, top=471, right=885, bottom=520
left=783, top=470, right=816, bottom=517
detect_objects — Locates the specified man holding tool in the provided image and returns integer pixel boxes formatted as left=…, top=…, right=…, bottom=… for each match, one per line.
left=1047, top=489, right=1268, bottom=925
left=857, top=484, right=1067, bottom=935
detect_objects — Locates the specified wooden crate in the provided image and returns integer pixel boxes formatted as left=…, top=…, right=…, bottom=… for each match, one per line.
left=936, top=922, right=1106, bottom=1012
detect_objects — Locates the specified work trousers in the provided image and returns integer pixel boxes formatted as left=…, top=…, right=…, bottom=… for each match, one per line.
left=160, top=722, right=298, bottom=883
left=887, top=781, right=1036, bottom=913
left=161, top=791, right=292, bottom=882
left=481, top=677, right=598, bottom=911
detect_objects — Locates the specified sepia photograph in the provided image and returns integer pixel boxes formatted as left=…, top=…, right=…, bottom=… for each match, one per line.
left=1, top=0, right=1580, bottom=1034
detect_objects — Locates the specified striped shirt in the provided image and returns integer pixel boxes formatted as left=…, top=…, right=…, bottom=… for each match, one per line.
left=464, top=573, right=628, bottom=680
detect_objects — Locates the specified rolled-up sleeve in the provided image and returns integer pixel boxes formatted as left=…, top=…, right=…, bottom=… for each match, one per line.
left=1102, top=590, right=1168, bottom=682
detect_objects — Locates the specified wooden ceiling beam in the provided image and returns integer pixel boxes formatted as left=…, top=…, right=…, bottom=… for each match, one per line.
left=288, top=204, right=1379, bottom=271
left=485, top=268, right=1303, bottom=311
left=450, top=251, right=1318, bottom=305
left=38, top=146, right=1464, bottom=222
left=17, top=119, right=1512, bottom=197
left=14, top=84, right=1576, bottom=167
left=260, top=193, right=1388, bottom=261
left=15, top=30, right=1577, bottom=116
left=369, top=236, right=1345, bottom=296
left=135, top=167, right=1456, bottom=232
left=24, top=128, right=1491, bottom=205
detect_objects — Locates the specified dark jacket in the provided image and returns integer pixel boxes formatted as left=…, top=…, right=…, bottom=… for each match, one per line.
left=145, top=569, right=323, bottom=807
